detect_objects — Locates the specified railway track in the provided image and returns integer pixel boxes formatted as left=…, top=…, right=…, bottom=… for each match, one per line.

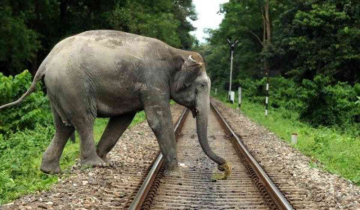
left=128, top=103, right=294, bottom=210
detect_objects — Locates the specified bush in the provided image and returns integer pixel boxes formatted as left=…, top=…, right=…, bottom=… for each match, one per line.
left=300, top=75, right=360, bottom=128
left=0, top=125, right=56, bottom=202
left=0, top=70, right=56, bottom=203
left=239, top=77, right=304, bottom=110
left=239, top=78, right=267, bottom=104
left=268, top=77, right=305, bottom=111
left=0, top=70, right=52, bottom=135
left=231, top=76, right=359, bottom=131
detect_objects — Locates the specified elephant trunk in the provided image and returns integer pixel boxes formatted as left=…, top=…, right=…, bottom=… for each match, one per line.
left=195, top=84, right=227, bottom=168
left=195, top=95, right=231, bottom=180
left=196, top=110, right=226, bottom=166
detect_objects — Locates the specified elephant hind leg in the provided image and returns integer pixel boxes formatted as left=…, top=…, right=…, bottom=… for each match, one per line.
left=41, top=106, right=75, bottom=174
left=71, top=115, right=106, bottom=167
left=97, top=112, right=136, bottom=162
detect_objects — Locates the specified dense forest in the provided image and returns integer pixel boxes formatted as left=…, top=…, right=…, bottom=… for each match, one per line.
left=0, top=0, right=197, bottom=76
left=198, top=0, right=360, bottom=132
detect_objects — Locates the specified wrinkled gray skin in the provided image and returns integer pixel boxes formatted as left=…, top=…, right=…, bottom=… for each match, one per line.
left=0, top=30, right=226, bottom=175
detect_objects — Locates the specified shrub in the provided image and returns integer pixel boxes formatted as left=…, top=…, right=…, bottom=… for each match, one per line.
left=239, top=77, right=304, bottom=110
left=0, top=70, right=52, bottom=135
left=239, top=78, right=267, bottom=104
left=300, top=75, right=359, bottom=128
left=0, top=125, right=56, bottom=203
left=268, top=77, right=305, bottom=111
left=231, top=76, right=359, bottom=130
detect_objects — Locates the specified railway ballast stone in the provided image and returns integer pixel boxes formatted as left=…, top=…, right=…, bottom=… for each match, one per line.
left=212, top=98, right=360, bottom=210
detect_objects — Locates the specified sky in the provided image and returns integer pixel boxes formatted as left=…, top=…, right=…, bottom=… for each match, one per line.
left=190, top=0, right=229, bottom=43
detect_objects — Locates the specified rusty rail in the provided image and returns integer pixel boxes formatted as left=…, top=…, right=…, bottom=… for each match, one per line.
left=128, top=108, right=189, bottom=210
left=129, top=103, right=294, bottom=210
left=211, top=103, right=294, bottom=210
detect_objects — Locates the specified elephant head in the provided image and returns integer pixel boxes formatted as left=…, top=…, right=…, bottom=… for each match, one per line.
left=171, top=54, right=229, bottom=176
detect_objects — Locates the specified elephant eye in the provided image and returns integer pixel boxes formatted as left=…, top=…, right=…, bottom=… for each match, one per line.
left=197, top=84, right=205, bottom=91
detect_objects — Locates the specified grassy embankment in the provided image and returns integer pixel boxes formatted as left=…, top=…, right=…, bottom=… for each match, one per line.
left=214, top=93, right=360, bottom=185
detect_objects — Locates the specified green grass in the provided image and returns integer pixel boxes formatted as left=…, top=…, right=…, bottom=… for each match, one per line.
left=214, top=93, right=360, bottom=185
left=0, top=111, right=147, bottom=205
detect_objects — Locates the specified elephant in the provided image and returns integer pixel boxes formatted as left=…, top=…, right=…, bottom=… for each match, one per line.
left=0, top=30, right=229, bottom=177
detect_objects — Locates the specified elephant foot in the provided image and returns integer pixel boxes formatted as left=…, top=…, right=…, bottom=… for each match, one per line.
left=40, top=162, right=61, bottom=174
left=98, top=155, right=117, bottom=167
left=81, top=155, right=108, bottom=167
left=98, top=153, right=109, bottom=162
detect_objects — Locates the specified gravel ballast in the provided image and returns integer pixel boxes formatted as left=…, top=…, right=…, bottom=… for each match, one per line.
left=212, top=98, right=360, bottom=210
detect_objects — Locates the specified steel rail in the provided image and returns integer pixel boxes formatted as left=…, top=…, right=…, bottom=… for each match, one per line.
left=128, top=108, right=189, bottom=210
left=211, top=102, right=294, bottom=210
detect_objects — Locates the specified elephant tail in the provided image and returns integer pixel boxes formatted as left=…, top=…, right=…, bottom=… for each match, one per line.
left=0, top=68, right=46, bottom=110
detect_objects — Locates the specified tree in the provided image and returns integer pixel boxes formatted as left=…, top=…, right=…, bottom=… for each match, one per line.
left=0, top=0, right=198, bottom=76
left=204, top=0, right=360, bottom=86
left=202, top=0, right=281, bottom=87
left=272, top=0, right=360, bottom=84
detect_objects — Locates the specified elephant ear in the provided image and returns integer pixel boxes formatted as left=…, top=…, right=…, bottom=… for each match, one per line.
left=174, top=55, right=203, bottom=92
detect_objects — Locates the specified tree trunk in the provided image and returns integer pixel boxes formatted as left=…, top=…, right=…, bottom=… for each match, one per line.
left=265, top=0, right=271, bottom=44
left=60, top=0, right=68, bottom=36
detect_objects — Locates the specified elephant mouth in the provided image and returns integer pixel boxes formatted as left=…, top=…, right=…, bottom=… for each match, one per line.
left=191, top=108, right=199, bottom=118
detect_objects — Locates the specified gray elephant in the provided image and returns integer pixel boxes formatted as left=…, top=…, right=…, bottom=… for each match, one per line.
left=0, top=30, right=228, bottom=177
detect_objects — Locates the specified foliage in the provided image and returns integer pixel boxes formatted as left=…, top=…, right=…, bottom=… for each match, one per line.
left=203, top=0, right=360, bottom=84
left=200, top=0, right=360, bottom=131
left=232, top=76, right=360, bottom=132
left=0, top=125, right=55, bottom=203
left=239, top=77, right=305, bottom=111
left=214, top=94, right=360, bottom=185
left=300, top=75, right=360, bottom=128
left=0, top=71, right=52, bottom=135
left=273, top=0, right=360, bottom=83
left=198, top=0, right=285, bottom=85
left=0, top=5, right=40, bottom=75
left=0, top=0, right=198, bottom=76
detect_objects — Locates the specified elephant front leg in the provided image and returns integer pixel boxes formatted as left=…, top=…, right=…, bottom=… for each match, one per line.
left=144, top=104, right=181, bottom=177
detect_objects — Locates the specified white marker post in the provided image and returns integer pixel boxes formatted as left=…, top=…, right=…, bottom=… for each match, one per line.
left=230, top=91, right=235, bottom=104
left=265, top=83, right=269, bottom=116
left=291, top=133, right=298, bottom=145
left=227, top=39, right=239, bottom=102
left=228, top=49, right=234, bottom=101
left=215, top=88, right=217, bottom=95
left=238, top=87, right=242, bottom=108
